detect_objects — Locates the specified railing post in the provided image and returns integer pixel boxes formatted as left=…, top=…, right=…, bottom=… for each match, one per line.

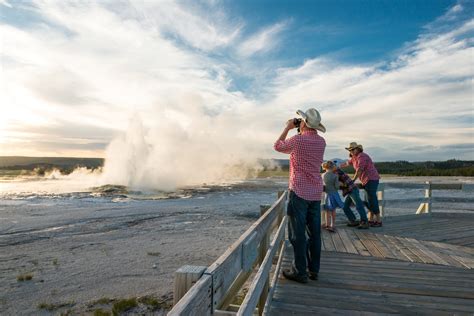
left=173, top=265, right=207, bottom=305
left=277, top=190, right=285, bottom=225
left=258, top=205, right=271, bottom=316
left=416, top=181, right=432, bottom=214
left=321, top=191, right=326, bottom=226
left=378, top=183, right=385, bottom=218
left=425, top=181, right=432, bottom=213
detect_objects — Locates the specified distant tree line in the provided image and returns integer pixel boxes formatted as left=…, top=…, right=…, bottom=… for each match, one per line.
left=374, top=159, right=474, bottom=176
left=0, top=157, right=104, bottom=175
left=267, top=159, right=474, bottom=177
left=1, top=157, right=473, bottom=177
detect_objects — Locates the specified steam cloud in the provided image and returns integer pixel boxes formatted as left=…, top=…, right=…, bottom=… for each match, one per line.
left=99, top=110, right=267, bottom=192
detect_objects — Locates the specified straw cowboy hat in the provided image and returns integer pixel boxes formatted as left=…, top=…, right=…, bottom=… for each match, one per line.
left=345, top=142, right=363, bottom=151
left=296, top=108, right=326, bottom=132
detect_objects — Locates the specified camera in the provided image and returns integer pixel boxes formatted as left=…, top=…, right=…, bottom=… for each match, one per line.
left=293, top=118, right=302, bottom=127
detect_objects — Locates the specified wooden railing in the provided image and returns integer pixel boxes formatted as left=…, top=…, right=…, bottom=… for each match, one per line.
left=416, top=181, right=474, bottom=214
left=169, top=191, right=288, bottom=316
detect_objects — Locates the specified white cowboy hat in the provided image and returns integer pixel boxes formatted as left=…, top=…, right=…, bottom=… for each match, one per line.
left=345, top=142, right=363, bottom=151
left=296, top=108, right=326, bottom=132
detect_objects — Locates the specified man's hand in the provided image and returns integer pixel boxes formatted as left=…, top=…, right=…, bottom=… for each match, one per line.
left=276, top=119, right=296, bottom=143
left=286, top=119, right=296, bottom=130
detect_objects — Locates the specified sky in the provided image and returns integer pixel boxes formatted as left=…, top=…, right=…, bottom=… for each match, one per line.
left=0, top=0, right=473, bottom=162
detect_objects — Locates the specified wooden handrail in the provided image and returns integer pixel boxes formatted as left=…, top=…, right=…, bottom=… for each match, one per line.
left=169, top=191, right=287, bottom=316
left=262, top=240, right=286, bottom=316
left=237, top=215, right=287, bottom=316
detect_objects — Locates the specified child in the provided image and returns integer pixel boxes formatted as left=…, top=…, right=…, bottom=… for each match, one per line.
left=322, top=161, right=344, bottom=232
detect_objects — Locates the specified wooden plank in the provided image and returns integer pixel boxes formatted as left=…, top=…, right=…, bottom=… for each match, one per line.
left=415, top=223, right=474, bottom=241
left=174, top=265, right=207, bottom=305
left=367, top=234, right=393, bottom=259
left=242, top=232, right=257, bottom=272
left=168, top=274, right=213, bottom=316
left=354, top=231, right=383, bottom=258
left=319, top=257, right=474, bottom=279
left=440, top=231, right=474, bottom=245
left=262, top=239, right=286, bottom=315
left=322, top=229, right=335, bottom=251
left=344, top=229, right=371, bottom=257
left=425, top=246, right=474, bottom=268
left=408, top=239, right=451, bottom=266
left=319, top=256, right=474, bottom=277
left=272, top=292, right=471, bottom=316
left=433, top=212, right=474, bottom=220
left=214, top=310, right=237, bottom=316
left=371, top=234, right=404, bottom=260
left=337, top=228, right=359, bottom=254
left=450, top=255, right=474, bottom=269
left=238, top=216, right=287, bottom=316
left=318, top=268, right=474, bottom=288
left=218, top=270, right=253, bottom=310
left=430, top=183, right=463, bottom=190
left=377, top=219, right=445, bottom=234
left=272, top=285, right=474, bottom=315
left=426, top=241, right=474, bottom=256
left=301, top=276, right=474, bottom=299
left=269, top=301, right=396, bottom=316
left=386, top=235, right=422, bottom=263
left=455, top=256, right=474, bottom=269
left=258, top=205, right=271, bottom=316
left=382, top=235, right=417, bottom=262
left=331, top=229, right=347, bottom=253
left=272, top=297, right=404, bottom=315
left=277, top=281, right=474, bottom=308
left=424, top=226, right=474, bottom=238
left=209, top=192, right=287, bottom=309
left=273, top=285, right=474, bottom=313
left=210, top=243, right=244, bottom=311
left=321, top=234, right=327, bottom=251
left=402, top=237, right=437, bottom=264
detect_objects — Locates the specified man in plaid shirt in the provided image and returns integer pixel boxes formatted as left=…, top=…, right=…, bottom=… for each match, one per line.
left=274, top=108, right=326, bottom=283
left=344, top=142, right=382, bottom=227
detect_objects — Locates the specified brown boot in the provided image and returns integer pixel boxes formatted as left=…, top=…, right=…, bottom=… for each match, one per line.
left=357, top=221, right=369, bottom=229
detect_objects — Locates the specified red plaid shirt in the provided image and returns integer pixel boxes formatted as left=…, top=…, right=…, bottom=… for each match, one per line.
left=274, top=130, right=326, bottom=201
left=348, top=152, right=380, bottom=185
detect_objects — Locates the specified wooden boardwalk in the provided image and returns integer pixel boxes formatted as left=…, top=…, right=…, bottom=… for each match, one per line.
left=269, top=212, right=474, bottom=315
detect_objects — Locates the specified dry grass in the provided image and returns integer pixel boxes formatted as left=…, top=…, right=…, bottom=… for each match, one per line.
left=16, top=273, right=33, bottom=281
left=37, top=301, right=75, bottom=311
left=111, top=298, right=137, bottom=315
left=93, top=309, right=111, bottom=316
left=138, top=295, right=172, bottom=310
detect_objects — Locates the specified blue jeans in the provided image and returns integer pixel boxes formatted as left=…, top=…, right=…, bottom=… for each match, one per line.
left=342, top=188, right=368, bottom=222
left=287, top=191, right=321, bottom=277
left=363, top=180, right=380, bottom=215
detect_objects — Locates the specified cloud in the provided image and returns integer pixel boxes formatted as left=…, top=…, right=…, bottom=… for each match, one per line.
left=237, top=21, right=287, bottom=56
left=127, top=0, right=242, bottom=52
left=0, top=0, right=472, bottom=191
left=264, top=10, right=473, bottom=161
left=0, top=0, right=11, bottom=8
left=0, top=0, right=272, bottom=189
